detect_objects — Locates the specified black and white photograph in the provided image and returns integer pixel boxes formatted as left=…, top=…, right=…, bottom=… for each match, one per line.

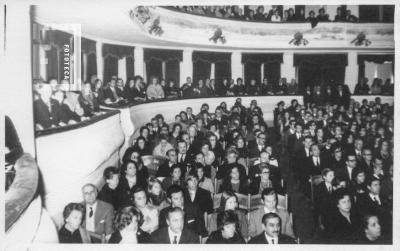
left=2, top=0, right=398, bottom=250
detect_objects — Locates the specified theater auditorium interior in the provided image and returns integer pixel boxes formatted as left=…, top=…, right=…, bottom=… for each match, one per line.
left=3, top=1, right=397, bottom=249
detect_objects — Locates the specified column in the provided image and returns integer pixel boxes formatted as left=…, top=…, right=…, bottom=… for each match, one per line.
left=39, top=45, right=47, bottom=81
left=95, top=41, right=103, bottom=81
left=134, top=46, right=144, bottom=78
left=3, top=3, right=35, bottom=155
left=82, top=53, right=87, bottom=82
left=161, top=61, right=166, bottom=79
left=378, top=5, right=384, bottom=22
left=345, top=51, right=359, bottom=94
left=281, top=52, right=295, bottom=81
left=118, top=56, right=127, bottom=81
left=180, top=49, right=193, bottom=86
left=210, top=62, right=215, bottom=80
left=231, top=51, right=242, bottom=81
left=260, top=63, right=265, bottom=82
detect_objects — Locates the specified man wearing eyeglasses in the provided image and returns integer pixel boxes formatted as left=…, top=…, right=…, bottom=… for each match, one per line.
left=248, top=132, right=267, bottom=158
left=336, top=153, right=360, bottom=185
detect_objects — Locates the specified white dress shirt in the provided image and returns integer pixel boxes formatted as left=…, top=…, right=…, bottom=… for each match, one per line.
left=264, top=233, right=278, bottom=244
left=168, top=227, right=182, bottom=244
left=369, top=193, right=381, bottom=205
left=346, top=166, right=353, bottom=180
left=313, top=156, right=320, bottom=166
left=85, top=201, right=97, bottom=232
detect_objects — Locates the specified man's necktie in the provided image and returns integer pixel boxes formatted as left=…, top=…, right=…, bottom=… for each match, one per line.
left=271, top=239, right=275, bottom=244
left=173, top=235, right=178, bottom=244
left=89, top=207, right=93, bottom=218
left=180, top=154, right=184, bottom=163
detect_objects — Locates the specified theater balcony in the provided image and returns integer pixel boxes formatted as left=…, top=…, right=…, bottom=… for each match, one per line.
left=35, top=110, right=125, bottom=228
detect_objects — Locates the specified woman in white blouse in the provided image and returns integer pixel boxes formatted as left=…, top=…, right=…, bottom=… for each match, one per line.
left=132, top=186, right=159, bottom=234
left=195, top=164, right=214, bottom=194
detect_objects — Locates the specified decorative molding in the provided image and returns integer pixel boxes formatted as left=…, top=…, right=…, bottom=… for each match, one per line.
left=209, top=28, right=226, bottom=44
left=289, top=32, right=309, bottom=46
left=351, top=32, right=371, bottom=47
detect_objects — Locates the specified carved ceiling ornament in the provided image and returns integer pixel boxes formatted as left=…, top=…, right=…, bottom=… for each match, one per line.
left=351, top=32, right=371, bottom=46
left=209, top=28, right=226, bottom=44
left=289, top=32, right=309, bottom=46
left=130, top=6, right=163, bottom=36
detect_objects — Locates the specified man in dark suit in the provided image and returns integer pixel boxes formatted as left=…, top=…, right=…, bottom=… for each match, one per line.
left=336, top=153, right=360, bottom=186
left=314, top=168, right=335, bottom=228
left=356, top=178, right=392, bottom=238
left=81, top=183, right=114, bottom=242
left=177, top=141, right=191, bottom=177
left=287, top=123, right=304, bottom=157
left=248, top=132, right=267, bottom=158
left=97, top=167, right=122, bottom=210
left=293, top=136, right=313, bottom=187
left=104, top=78, right=123, bottom=103
left=305, top=144, right=327, bottom=176
left=249, top=212, right=296, bottom=244
left=151, top=207, right=199, bottom=244
left=156, top=149, right=178, bottom=178
left=159, top=185, right=207, bottom=238
left=180, top=77, right=194, bottom=98
left=33, top=84, right=73, bottom=129
left=184, top=174, right=213, bottom=214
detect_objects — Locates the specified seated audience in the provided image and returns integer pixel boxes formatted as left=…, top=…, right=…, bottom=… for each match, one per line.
left=195, top=164, right=215, bottom=194
left=161, top=164, right=185, bottom=191
left=59, top=203, right=91, bottom=243
left=79, top=82, right=100, bottom=116
left=146, top=76, right=165, bottom=100
left=81, top=183, right=114, bottom=242
left=132, top=187, right=159, bottom=233
left=249, top=188, right=294, bottom=238
left=158, top=185, right=207, bottom=237
left=151, top=207, right=200, bottom=243
left=184, top=173, right=213, bottom=214
left=355, top=215, right=389, bottom=244
left=209, top=191, right=248, bottom=239
left=322, top=189, right=360, bottom=243
left=206, top=210, right=246, bottom=244
left=97, top=167, right=121, bottom=210
left=108, top=206, right=151, bottom=243
left=248, top=212, right=296, bottom=244
left=118, top=161, right=146, bottom=208
left=147, top=177, right=169, bottom=211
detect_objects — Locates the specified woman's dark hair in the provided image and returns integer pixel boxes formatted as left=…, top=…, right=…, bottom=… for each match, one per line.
left=122, top=160, right=138, bottom=175
left=63, top=203, right=85, bottom=223
left=218, top=190, right=238, bottom=212
left=139, top=126, right=149, bottom=136
left=361, top=214, right=379, bottom=231
left=113, top=206, right=144, bottom=231
left=333, top=188, right=351, bottom=206
left=169, top=164, right=182, bottom=176
left=216, top=210, right=239, bottom=231
left=103, top=166, right=119, bottom=181
left=147, top=177, right=167, bottom=206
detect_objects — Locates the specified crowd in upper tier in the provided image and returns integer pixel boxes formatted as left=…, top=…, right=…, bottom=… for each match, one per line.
left=55, top=80, right=393, bottom=244
left=32, top=74, right=393, bottom=131
left=168, top=5, right=359, bottom=27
